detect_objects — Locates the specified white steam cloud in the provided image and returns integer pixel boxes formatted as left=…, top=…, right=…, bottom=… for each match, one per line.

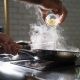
left=29, top=6, right=80, bottom=52
left=14, top=0, right=80, bottom=52
left=30, top=23, right=80, bottom=52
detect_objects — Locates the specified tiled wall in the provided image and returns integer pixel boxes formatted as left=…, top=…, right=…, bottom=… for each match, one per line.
left=9, top=0, right=36, bottom=41
left=0, top=0, right=4, bottom=28
left=0, top=0, right=37, bottom=41
left=62, top=0, right=80, bottom=49
left=0, top=0, right=80, bottom=49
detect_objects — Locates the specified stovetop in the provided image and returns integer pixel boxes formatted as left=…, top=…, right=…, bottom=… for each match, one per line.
left=0, top=49, right=80, bottom=80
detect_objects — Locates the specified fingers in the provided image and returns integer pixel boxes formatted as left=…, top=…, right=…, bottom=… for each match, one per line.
left=40, top=8, right=49, bottom=20
left=42, top=0, right=68, bottom=24
left=59, top=6, right=68, bottom=23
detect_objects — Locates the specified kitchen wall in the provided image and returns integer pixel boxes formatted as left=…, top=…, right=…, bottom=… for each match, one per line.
left=0, top=0, right=4, bottom=29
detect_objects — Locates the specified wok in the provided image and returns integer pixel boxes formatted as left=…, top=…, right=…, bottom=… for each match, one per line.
left=16, top=41, right=78, bottom=62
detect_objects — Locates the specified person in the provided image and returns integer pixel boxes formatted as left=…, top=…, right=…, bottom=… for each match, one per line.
left=0, top=33, right=21, bottom=55
left=20, top=0, right=67, bottom=24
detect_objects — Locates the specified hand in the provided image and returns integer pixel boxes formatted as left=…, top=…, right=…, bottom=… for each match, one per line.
left=0, top=33, right=22, bottom=55
left=19, top=0, right=68, bottom=24
left=41, top=0, right=68, bottom=24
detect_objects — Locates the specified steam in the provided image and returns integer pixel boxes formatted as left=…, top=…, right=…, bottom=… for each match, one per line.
left=30, top=23, right=80, bottom=52
left=30, top=24, right=63, bottom=50
left=14, top=0, right=80, bottom=52
left=29, top=6, right=80, bottom=52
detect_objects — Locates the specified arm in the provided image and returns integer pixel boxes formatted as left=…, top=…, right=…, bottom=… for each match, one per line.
left=19, top=0, right=68, bottom=23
